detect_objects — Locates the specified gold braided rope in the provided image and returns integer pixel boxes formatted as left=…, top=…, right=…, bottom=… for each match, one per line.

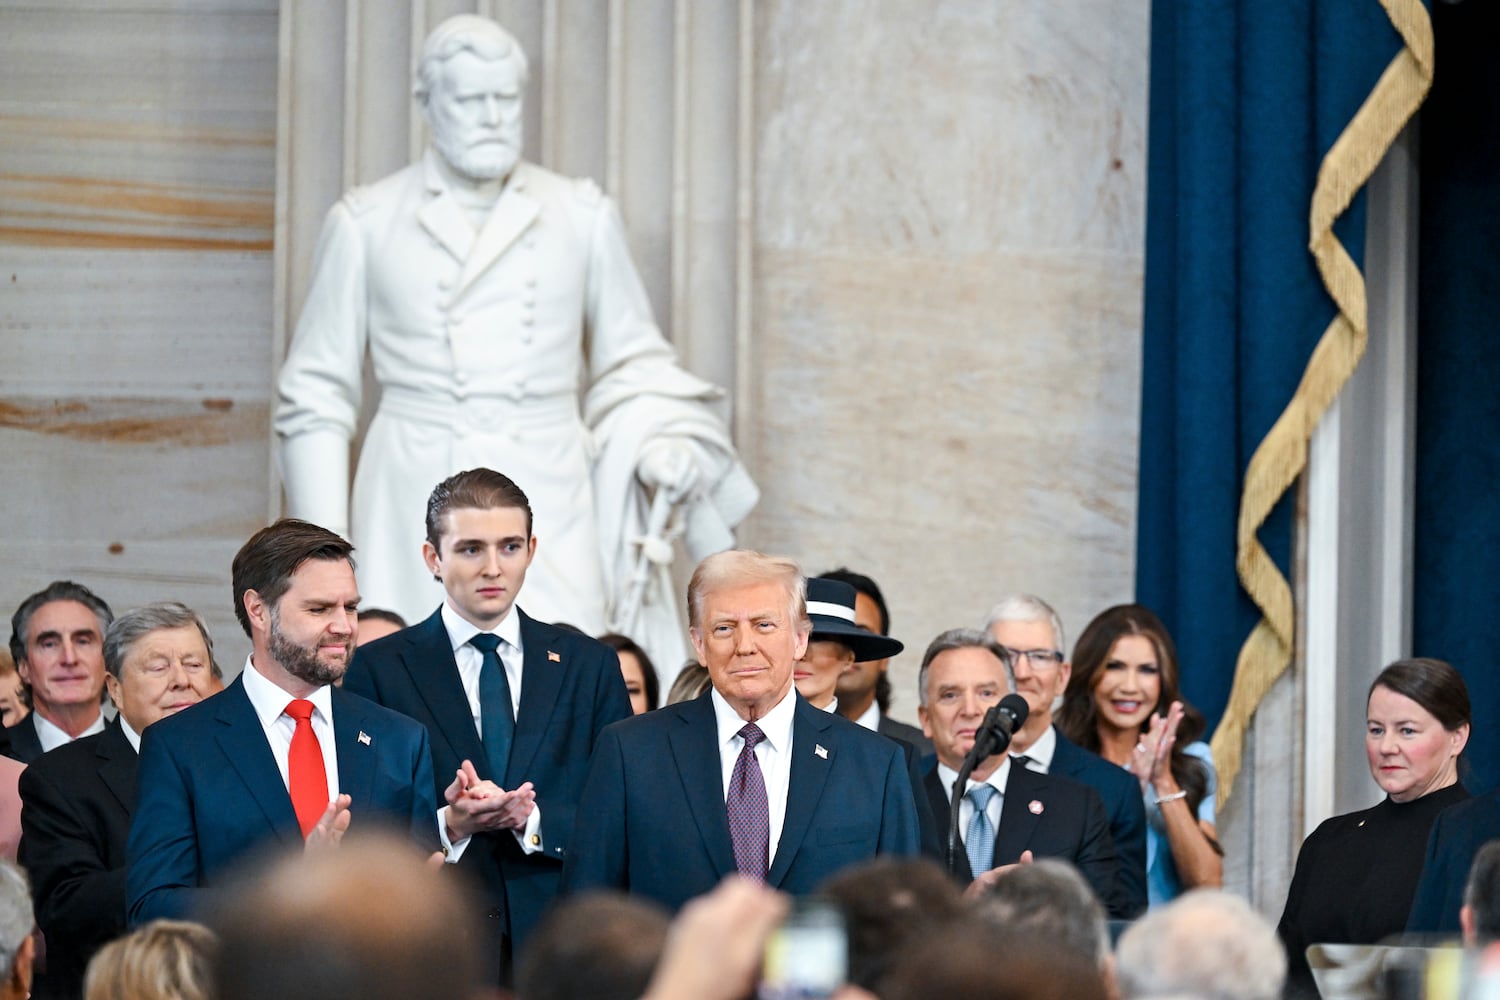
left=1210, top=0, right=1434, bottom=805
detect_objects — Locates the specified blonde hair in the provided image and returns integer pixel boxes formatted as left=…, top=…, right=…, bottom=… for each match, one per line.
left=666, top=662, right=712, bottom=705
left=686, top=550, right=806, bottom=629
left=85, top=920, right=217, bottom=1000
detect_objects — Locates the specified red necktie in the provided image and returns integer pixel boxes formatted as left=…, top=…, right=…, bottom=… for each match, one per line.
left=285, top=699, right=329, bottom=838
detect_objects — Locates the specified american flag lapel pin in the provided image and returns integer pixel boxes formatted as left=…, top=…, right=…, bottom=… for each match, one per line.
left=814, top=744, right=828, bottom=760
left=547, top=650, right=561, bottom=663
left=357, top=731, right=372, bottom=746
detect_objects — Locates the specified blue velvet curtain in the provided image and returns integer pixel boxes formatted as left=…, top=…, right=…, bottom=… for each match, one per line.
left=1137, top=4, right=1418, bottom=730
left=1412, top=1, right=1500, bottom=795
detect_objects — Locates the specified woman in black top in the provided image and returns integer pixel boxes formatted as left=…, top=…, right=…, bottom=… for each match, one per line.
left=1278, top=658, right=1472, bottom=998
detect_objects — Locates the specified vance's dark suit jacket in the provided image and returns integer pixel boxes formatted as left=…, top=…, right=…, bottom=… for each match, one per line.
left=18, top=721, right=137, bottom=1000
left=126, top=676, right=437, bottom=925
left=921, top=758, right=1126, bottom=917
left=4, top=713, right=47, bottom=765
left=1406, top=789, right=1500, bottom=934
left=1050, top=727, right=1148, bottom=917
left=878, top=714, right=934, bottom=757
left=562, top=691, right=921, bottom=911
left=342, top=608, right=631, bottom=971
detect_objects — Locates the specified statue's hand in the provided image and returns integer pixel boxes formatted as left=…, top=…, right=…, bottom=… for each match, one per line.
left=637, top=439, right=699, bottom=500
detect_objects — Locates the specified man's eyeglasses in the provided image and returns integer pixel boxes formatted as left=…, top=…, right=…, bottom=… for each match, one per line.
left=1000, top=647, right=1064, bottom=667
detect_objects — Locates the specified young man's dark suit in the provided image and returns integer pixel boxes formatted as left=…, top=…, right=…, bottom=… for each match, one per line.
left=920, top=758, right=1127, bottom=917
left=126, top=676, right=437, bottom=924
left=342, top=608, right=631, bottom=974
left=17, top=720, right=137, bottom=1000
left=561, top=691, right=921, bottom=911
left=1048, top=727, right=1149, bottom=917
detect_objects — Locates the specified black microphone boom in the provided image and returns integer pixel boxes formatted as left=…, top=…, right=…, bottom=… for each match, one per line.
left=965, top=693, right=1030, bottom=768
left=946, top=693, right=1031, bottom=877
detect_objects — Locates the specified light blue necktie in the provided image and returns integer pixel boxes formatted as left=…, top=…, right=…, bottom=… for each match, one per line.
left=468, top=633, right=515, bottom=784
left=965, top=783, right=998, bottom=878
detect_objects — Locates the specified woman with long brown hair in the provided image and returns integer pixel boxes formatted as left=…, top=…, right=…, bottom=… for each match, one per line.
left=1056, top=604, right=1221, bottom=907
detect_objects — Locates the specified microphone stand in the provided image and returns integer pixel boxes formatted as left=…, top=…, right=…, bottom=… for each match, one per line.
left=946, top=708, right=1016, bottom=877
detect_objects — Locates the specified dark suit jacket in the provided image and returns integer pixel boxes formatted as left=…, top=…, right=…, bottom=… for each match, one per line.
left=562, top=691, right=921, bottom=911
left=1049, top=727, right=1148, bottom=917
left=4, top=714, right=46, bottom=765
left=18, top=721, right=137, bottom=1000
left=342, top=607, right=631, bottom=970
left=921, top=758, right=1126, bottom=917
left=1406, top=789, right=1500, bottom=934
left=878, top=714, right=934, bottom=756
left=126, top=676, right=437, bottom=925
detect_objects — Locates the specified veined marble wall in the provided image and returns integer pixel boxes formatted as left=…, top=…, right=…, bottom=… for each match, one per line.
left=0, top=0, right=1316, bottom=913
left=739, top=2, right=1148, bottom=724
left=1, top=1, right=279, bottom=669
left=2, top=0, right=1146, bottom=785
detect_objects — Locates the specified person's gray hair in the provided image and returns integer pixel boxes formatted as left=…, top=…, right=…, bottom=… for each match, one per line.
left=104, top=603, right=222, bottom=681
left=971, top=859, right=1109, bottom=968
left=1116, top=890, right=1286, bottom=1000
left=9, top=580, right=113, bottom=667
left=983, top=594, right=1066, bottom=655
left=917, top=629, right=1014, bottom=706
left=0, top=860, right=32, bottom=981
left=413, top=15, right=529, bottom=108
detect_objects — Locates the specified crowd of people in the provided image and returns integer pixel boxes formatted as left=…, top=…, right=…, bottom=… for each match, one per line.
left=1, top=462, right=1498, bottom=1000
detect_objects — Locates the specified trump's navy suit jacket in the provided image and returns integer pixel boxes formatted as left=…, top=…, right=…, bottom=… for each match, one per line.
left=1050, top=727, right=1149, bottom=917
left=126, top=675, right=437, bottom=925
left=561, top=690, right=921, bottom=911
left=1406, top=789, right=1500, bottom=934
left=922, top=756, right=1126, bottom=917
left=343, top=608, right=631, bottom=968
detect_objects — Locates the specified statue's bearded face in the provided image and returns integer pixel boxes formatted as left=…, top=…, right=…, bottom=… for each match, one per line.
left=426, top=48, right=524, bottom=182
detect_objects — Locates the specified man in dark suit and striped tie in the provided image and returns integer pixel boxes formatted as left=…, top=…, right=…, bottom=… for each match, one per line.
left=985, top=594, right=1148, bottom=917
left=915, top=628, right=1128, bottom=917
left=562, top=550, right=920, bottom=911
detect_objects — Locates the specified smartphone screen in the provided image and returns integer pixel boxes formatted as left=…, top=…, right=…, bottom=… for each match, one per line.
left=759, top=897, right=847, bottom=1000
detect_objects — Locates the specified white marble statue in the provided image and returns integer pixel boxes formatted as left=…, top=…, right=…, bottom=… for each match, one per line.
left=274, top=14, right=757, bottom=668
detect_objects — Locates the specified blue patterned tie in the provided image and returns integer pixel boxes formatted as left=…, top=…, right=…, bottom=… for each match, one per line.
left=965, top=783, right=998, bottom=878
left=726, top=723, right=770, bottom=882
left=468, top=633, right=515, bottom=784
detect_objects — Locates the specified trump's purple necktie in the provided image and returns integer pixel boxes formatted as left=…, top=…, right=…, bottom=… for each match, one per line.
left=727, top=723, right=770, bottom=882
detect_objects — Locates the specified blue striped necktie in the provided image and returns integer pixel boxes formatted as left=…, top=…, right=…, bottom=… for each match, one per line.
left=965, top=783, right=998, bottom=877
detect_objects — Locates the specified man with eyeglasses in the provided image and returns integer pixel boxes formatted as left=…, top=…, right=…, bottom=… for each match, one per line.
left=985, top=595, right=1147, bottom=918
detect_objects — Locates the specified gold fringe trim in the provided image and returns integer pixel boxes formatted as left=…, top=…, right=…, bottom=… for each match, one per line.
left=1211, top=0, right=1434, bottom=805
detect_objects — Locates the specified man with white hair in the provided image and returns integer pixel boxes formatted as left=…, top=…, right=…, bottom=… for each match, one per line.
left=276, top=14, right=756, bottom=667
left=986, top=594, right=1147, bottom=916
left=1116, top=889, right=1287, bottom=1000
left=0, top=860, right=35, bottom=1000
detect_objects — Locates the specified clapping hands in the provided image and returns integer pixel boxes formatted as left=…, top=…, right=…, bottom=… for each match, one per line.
left=1127, top=700, right=1184, bottom=794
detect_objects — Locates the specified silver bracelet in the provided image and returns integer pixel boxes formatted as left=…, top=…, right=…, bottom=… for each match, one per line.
left=1155, top=790, right=1188, bottom=805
